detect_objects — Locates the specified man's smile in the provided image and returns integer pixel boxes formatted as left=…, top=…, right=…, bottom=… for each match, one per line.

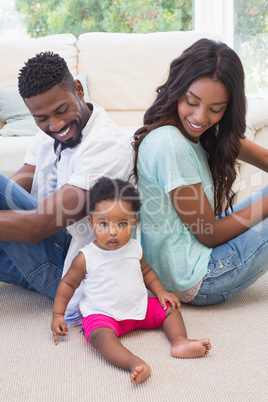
left=57, top=125, right=71, bottom=137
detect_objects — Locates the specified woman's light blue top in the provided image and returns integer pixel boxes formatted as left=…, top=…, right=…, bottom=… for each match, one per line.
left=137, top=126, right=214, bottom=291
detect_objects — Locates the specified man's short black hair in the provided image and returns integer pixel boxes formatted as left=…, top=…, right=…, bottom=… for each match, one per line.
left=18, top=51, right=74, bottom=99
left=88, top=177, right=141, bottom=215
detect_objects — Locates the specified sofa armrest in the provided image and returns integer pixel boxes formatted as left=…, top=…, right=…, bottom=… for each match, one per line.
left=245, top=96, right=268, bottom=140
left=234, top=96, right=268, bottom=203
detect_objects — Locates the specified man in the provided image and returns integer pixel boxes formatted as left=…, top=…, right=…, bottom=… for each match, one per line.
left=0, top=52, right=133, bottom=325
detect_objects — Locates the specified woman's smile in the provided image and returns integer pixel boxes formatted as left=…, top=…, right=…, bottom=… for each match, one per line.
left=177, top=77, right=229, bottom=143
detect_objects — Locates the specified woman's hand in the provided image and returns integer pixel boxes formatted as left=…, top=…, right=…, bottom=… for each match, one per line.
left=157, top=289, right=181, bottom=311
left=51, top=314, right=69, bottom=345
left=170, top=182, right=268, bottom=247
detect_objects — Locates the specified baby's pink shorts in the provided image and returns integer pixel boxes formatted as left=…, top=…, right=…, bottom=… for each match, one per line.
left=82, top=297, right=168, bottom=342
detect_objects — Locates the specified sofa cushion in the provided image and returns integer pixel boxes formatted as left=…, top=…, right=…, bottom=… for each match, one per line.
left=0, top=34, right=78, bottom=88
left=77, top=31, right=222, bottom=112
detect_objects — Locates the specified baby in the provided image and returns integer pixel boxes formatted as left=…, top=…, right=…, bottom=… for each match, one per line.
left=51, top=177, right=211, bottom=383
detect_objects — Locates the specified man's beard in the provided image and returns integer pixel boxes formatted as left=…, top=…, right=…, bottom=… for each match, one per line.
left=51, top=121, right=82, bottom=152
left=49, top=104, right=87, bottom=150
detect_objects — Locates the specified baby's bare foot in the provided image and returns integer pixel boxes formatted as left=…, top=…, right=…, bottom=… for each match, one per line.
left=130, top=363, right=151, bottom=384
left=171, top=338, right=211, bottom=358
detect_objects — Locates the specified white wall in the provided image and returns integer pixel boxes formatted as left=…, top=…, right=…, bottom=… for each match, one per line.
left=194, top=0, right=234, bottom=47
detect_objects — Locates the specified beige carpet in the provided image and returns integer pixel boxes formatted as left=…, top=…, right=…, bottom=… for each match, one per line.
left=1, top=275, right=267, bottom=402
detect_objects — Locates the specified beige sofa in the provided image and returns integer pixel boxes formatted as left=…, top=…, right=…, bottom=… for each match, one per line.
left=0, top=31, right=267, bottom=202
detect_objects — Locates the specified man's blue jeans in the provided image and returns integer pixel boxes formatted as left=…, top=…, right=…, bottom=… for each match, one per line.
left=192, top=186, right=268, bottom=305
left=0, top=173, right=71, bottom=300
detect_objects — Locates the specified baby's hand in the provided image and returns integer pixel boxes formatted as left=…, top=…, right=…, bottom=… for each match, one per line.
left=157, top=290, right=181, bottom=311
left=51, top=315, right=69, bottom=345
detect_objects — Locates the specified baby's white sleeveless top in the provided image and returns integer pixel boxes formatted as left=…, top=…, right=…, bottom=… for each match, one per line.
left=79, top=239, right=148, bottom=321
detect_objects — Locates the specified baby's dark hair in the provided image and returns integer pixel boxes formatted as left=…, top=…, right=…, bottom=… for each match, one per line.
left=18, top=51, right=74, bottom=99
left=88, top=177, right=141, bottom=214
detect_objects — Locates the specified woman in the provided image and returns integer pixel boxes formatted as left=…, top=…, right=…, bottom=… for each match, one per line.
left=133, top=38, right=268, bottom=305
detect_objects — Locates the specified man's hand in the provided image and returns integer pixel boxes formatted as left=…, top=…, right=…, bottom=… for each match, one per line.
left=157, top=290, right=181, bottom=312
left=0, top=179, right=88, bottom=243
left=51, top=314, right=69, bottom=345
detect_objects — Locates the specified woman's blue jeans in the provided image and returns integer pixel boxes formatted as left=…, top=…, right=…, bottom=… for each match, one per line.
left=191, top=186, right=268, bottom=305
left=0, top=173, right=71, bottom=300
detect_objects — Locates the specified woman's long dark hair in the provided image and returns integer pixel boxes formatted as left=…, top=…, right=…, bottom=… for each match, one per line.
left=132, top=38, right=246, bottom=216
